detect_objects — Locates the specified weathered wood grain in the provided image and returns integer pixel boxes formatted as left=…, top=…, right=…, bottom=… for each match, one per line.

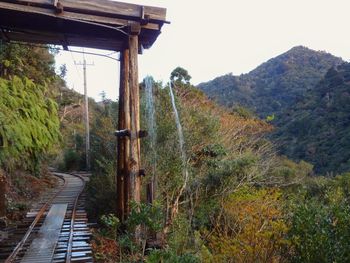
left=11, top=0, right=166, bottom=22
left=128, top=34, right=141, bottom=204
left=117, top=49, right=131, bottom=221
left=0, top=2, right=160, bottom=30
left=0, top=1, right=164, bottom=50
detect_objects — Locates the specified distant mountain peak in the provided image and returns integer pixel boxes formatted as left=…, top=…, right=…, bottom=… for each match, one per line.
left=288, top=45, right=314, bottom=52
left=198, top=46, right=343, bottom=117
left=197, top=47, right=346, bottom=174
left=285, top=45, right=335, bottom=55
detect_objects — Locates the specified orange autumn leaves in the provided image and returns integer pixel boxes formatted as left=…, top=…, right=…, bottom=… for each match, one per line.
left=208, top=187, right=288, bottom=263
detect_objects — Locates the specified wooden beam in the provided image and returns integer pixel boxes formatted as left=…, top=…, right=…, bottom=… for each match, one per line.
left=8, top=0, right=167, bottom=23
left=0, top=1, right=163, bottom=50
left=0, top=2, right=160, bottom=30
left=2, top=31, right=125, bottom=50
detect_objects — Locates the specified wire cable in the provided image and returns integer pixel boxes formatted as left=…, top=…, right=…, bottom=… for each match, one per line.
left=0, top=40, right=120, bottom=61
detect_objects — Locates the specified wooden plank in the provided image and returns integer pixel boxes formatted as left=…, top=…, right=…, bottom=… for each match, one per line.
left=0, top=1, right=162, bottom=50
left=12, top=0, right=167, bottom=22
left=0, top=2, right=160, bottom=30
left=21, top=204, right=68, bottom=263
left=3, top=31, right=125, bottom=50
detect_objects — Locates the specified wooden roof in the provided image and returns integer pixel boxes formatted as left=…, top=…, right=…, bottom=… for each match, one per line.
left=0, top=0, right=167, bottom=51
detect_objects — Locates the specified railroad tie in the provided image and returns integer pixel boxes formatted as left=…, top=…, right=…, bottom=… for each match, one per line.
left=20, top=204, right=68, bottom=263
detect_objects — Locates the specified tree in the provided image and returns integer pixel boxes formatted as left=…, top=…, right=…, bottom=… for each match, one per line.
left=170, top=67, right=192, bottom=84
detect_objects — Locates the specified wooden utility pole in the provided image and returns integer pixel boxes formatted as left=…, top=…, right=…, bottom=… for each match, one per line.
left=75, top=56, right=94, bottom=171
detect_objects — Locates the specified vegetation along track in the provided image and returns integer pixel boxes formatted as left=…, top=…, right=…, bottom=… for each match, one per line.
left=0, top=172, right=92, bottom=263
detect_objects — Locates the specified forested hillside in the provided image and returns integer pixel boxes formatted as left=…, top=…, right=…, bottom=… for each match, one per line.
left=86, top=69, right=350, bottom=262
left=198, top=46, right=350, bottom=175
left=198, top=46, right=343, bottom=119
left=0, top=43, right=62, bottom=220
left=273, top=62, right=350, bottom=174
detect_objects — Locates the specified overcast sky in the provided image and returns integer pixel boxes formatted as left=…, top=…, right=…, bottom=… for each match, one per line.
left=55, top=0, right=350, bottom=101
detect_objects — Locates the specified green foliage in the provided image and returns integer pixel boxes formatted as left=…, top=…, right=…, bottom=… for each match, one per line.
left=287, top=174, right=350, bottom=262
left=198, top=46, right=350, bottom=174
left=266, top=113, right=275, bottom=122
left=61, top=149, right=81, bottom=171
left=207, top=187, right=288, bottom=262
left=147, top=249, right=200, bottom=263
left=274, top=62, right=350, bottom=174
left=0, top=76, right=60, bottom=172
left=90, top=101, right=118, bottom=170
left=139, top=72, right=276, bottom=260
left=268, top=157, right=314, bottom=187
left=170, top=67, right=192, bottom=84
left=90, top=68, right=350, bottom=262
left=126, top=201, right=163, bottom=233
left=100, top=214, right=120, bottom=240
left=86, top=159, right=116, bottom=220
left=0, top=42, right=57, bottom=85
left=232, top=105, right=256, bottom=119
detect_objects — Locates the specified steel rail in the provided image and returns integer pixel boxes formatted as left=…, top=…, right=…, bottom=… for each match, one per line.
left=65, top=173, right=86, bottom=263
left=4, top=174, right=67, bottom=263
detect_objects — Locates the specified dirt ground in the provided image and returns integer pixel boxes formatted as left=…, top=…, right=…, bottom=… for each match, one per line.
left=1, top=167, right=59, bottom=226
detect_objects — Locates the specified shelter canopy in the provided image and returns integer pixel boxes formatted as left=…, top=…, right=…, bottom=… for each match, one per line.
left=0, top=0, right=167, bottom=51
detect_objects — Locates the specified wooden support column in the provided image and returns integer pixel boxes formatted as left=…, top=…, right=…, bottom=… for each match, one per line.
left=129, top=34, right=141, bottom=205
left=123, top=49, right=131, bottom=218
left=117, top=23, right=142, bottom=223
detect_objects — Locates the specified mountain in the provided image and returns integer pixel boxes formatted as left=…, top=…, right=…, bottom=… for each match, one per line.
left=198, top=46, right=343, bottom=118
left=273, top=63, right=350, bottom=174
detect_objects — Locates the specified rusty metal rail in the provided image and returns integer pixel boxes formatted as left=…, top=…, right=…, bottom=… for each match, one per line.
left=0, top=172, right=92, bottom=263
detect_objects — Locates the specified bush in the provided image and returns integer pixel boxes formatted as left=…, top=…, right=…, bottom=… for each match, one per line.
left=62, top=149, right=81, bottom=171
left=288, top=178, right=350, bottom=262
left=86, top=160, right=116, bottom=221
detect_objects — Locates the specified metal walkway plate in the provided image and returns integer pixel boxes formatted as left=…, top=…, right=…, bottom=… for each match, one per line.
left=21, top=204, right=68, bottom=263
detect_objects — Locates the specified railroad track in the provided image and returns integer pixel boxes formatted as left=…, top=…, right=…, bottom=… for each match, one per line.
left=0, top=172, right=92, bottom=263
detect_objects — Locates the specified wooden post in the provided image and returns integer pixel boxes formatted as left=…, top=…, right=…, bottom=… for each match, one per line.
left=123, top=49, right=131, bottom=219
left=117, top=49, right=131, bottom=221
left=129, top=34, right=141, bottom=206
left=117, top=24, right=141, bottom=223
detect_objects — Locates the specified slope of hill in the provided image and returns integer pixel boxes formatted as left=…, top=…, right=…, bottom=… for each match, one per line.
left=198, top=46, right=343, bottom=118
left=273, top=62, right=350, bottom=174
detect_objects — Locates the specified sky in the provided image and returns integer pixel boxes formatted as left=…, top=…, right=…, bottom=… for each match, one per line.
left=55, top=0, right=350, bottom=101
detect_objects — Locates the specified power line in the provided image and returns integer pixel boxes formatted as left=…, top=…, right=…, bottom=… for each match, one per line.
left=1, top=41, right=120, bottom=61
left=69, top=49, right=82, bottom=80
